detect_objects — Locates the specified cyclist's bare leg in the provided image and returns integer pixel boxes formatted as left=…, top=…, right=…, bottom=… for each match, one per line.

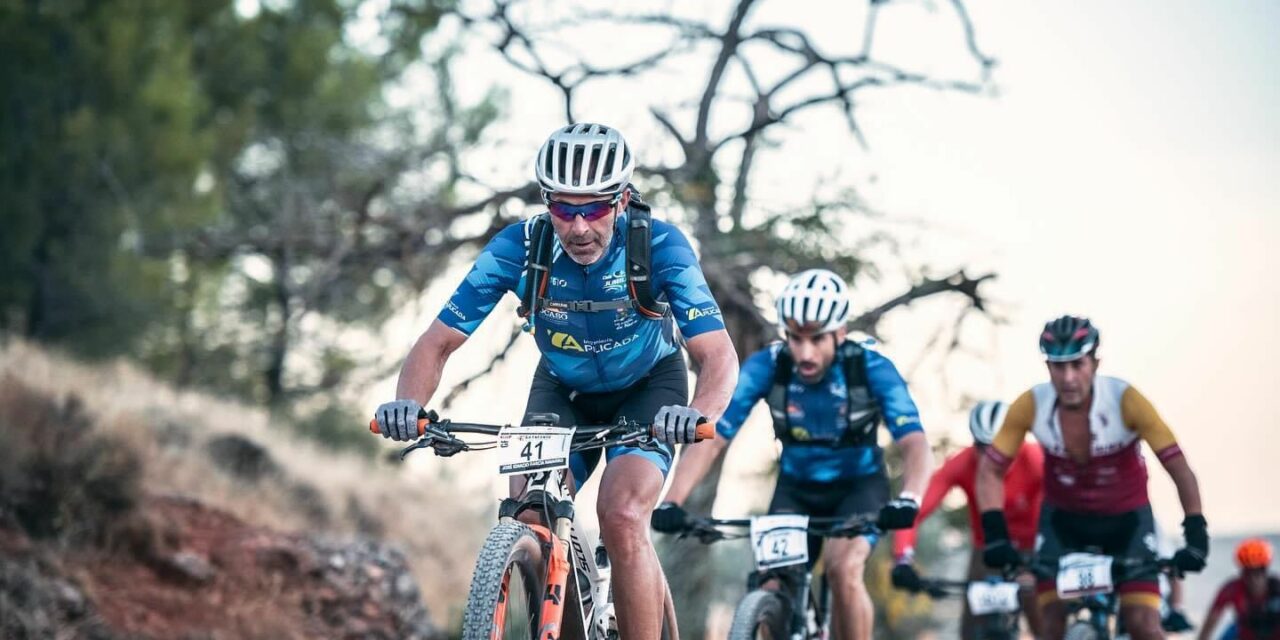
left=597, top=455, right=667, bottom=640
left=1016, top=573, right=1043, bottom=638
left=961, top=551, right=981, bottom=640
left=1039, top=598, right=1068, bottom=640
left=823, top=536, right=873, bottom=640
left=1118, top=602, right=1164, bottom=640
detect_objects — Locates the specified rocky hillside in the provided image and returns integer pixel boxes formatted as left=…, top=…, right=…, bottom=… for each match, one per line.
left=0, top=340, right=488, bottom=639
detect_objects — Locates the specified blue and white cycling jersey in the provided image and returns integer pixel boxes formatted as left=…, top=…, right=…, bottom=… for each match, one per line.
left=439, top=211, right=724, bottom=393
left=717, top=343, right=924, bottom=483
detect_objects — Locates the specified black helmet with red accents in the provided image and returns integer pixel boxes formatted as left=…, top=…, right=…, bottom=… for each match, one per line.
left=1039, top=315, right=1099, bottom=362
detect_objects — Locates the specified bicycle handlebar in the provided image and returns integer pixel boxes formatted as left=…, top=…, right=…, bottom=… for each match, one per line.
left=368, top=411, right=715, bottom=456
left=681, top=513, right=881, bottom=543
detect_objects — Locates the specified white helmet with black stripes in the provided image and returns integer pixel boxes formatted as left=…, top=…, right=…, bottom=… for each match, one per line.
left=534, top=123, right=635, bottom=196
left=775, top=269, right=851, bottom=335
left=968, top=400, right=1009, bottom=446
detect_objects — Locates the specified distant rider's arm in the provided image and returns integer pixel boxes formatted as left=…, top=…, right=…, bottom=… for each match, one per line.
left=1121, top=385, right=1203, bottom=515
left=684, top=330, right=739, bottom=424
left=863, top=349, right=931, bottom=497
left=659, top=330, right=738, bottom=505
left=394, top=320, right=468, bottom=404
left=662, top=346, right=771, bottom=506
left=897, top=432, right=932, bottom=498
left=661, top=432, right=729, bottom=506
left=1196, top=587, right=1231, bottom=640
left=894, top=451, right=965, bottom=559
left=976, top=390, right=1034, bottom=511
left=1122, top=385, right=1208, bottom=571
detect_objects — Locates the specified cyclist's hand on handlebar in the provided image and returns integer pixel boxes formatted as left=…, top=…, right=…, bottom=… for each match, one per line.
left=877, top=494, right=920, bottom=530
left=651, top=502, right=689, bottom=533
left=891, top=560, right=923, bottom=592
left=1172, top=514, right=1209, bottom=573
left=980, top=510, right=1022, bottom=570
left=374, top=399, right=423, bottom=441
left=653, top=405, right=705, bottom=444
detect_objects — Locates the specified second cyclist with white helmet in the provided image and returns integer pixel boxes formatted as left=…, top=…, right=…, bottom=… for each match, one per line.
left=889, top=401, right=1047, bottom=639
left=652, top=269, right=933, bottom=640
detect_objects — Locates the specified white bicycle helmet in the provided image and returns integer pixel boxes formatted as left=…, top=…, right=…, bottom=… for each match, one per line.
left=534, top=123, right=634, bottom=196
left=968, top=400, right=1008, bottom=446
left=775, top=269, right=851, bottom=335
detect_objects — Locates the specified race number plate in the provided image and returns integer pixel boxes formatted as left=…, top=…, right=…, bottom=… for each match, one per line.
left=967, top=581, right=1021, bottom=615
left=749, top=514, right=810, bottom=570
left=1056, top=552, right=1114, bottom=599
left=496, top=427, right=575, bottom=476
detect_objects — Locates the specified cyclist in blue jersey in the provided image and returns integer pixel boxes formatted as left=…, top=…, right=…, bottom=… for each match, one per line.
left=373, top=123, right=738, bottom=640
left=652, top=269, right=933, bottom=640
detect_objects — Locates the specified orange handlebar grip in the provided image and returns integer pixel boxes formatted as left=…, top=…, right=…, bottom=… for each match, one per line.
left=368, top=418, right=428, bottom=437
left=695, top=421, right=716, bottom=442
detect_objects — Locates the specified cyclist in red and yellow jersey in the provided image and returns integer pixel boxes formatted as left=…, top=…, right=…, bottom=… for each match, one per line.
left=891, top=400, right=1045, bottom=639
left=975, top=315, right=1209, bottom=640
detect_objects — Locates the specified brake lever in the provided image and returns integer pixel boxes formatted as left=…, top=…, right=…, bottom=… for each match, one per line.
left=399, top=437, right=436, bottom=460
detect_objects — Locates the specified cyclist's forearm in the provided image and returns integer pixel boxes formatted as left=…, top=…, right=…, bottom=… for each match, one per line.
left=896, top=431, right=932, bottom=497
left=395, top=320, right=466, bottom=404
left=662, top=435, right=727, bottom=505
left=684, top=331, right=738, bottom=422
left=974, top=454, right=1007, bottom=512
left=1197, top=608, right=1221, bottom=640
left=1162, top=453, right=1203, bottom=516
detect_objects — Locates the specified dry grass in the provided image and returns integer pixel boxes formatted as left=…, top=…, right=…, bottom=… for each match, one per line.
left=0, top=337, right=487, bottom=617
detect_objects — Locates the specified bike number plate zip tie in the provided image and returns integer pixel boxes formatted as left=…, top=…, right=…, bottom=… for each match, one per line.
left=967, top=581, right=1021, bottom=615
left=1056, top=552, right=1114, bottom=599
left=750, top=514, right=810, bottom=570
left=497, top=426, right=576, bottom=475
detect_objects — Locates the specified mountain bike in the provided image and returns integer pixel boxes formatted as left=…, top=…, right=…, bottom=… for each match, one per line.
left=1031, top=551, right=1181, bottom=640
left=678, top=513, right=880, bottom=640
left=371, top=410, right=712, bottom=640
left=908, top=574, right=1026, bottom=640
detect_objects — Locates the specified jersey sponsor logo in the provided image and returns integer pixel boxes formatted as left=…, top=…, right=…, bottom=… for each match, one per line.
left=894, top=415, right=920, bottom=428
left=581, top=333, right=639, bottom=354
left=445, top=300, right=467, bottom=321
left=686, top=307, right=721, bottom=322
left=613, top=310, right=639, bottom=331
left=550, top=276, right=568, bottom=288
left=539, top=308, right=570, bottom=324
left=602, top=269, right=626, bottom=293
left=548, top=331, right=584, bottom=352
left=788, top=427, right=813, bottom=442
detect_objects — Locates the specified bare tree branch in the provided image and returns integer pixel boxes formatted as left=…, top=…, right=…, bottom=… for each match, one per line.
left=950, top=0, right=997, bottom=78
left=850, top=270, right=996, bottom=338
left=694, top=0, right=761, bottom=147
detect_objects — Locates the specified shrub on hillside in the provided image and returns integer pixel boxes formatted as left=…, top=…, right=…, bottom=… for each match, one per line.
left=0, top=377, right=142, bottom=545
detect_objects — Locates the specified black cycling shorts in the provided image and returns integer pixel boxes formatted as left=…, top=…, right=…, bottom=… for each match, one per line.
left=768, top=471, right=889, bottom=562
left=522, top=351, right=687, bottom=491
left=1032, top=503, right=1161, bottom=605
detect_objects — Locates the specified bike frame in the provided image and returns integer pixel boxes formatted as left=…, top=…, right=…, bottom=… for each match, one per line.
left=498, top=466, right=613, bottom=640
left=688, top=515, right=878, bottom=639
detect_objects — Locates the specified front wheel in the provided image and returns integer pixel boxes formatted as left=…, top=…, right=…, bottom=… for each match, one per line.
left=728, top=589, right=791, bottom=640
left=1064, top=621, right=1102, bottom=640
left=462, top=521, right=546, bottom=640
left=972, top=612, right=1020, bottom=640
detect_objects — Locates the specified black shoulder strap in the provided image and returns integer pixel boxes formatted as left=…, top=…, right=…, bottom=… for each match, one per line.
left=624, top=192, right=669, bottom=318
left=767, top=344, right=792, bottom=442
left=517, top=214, right=555, bottom=321
left=838, top=340, right=881, bottom=447
left=838, top=341, right=867, bottom=388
